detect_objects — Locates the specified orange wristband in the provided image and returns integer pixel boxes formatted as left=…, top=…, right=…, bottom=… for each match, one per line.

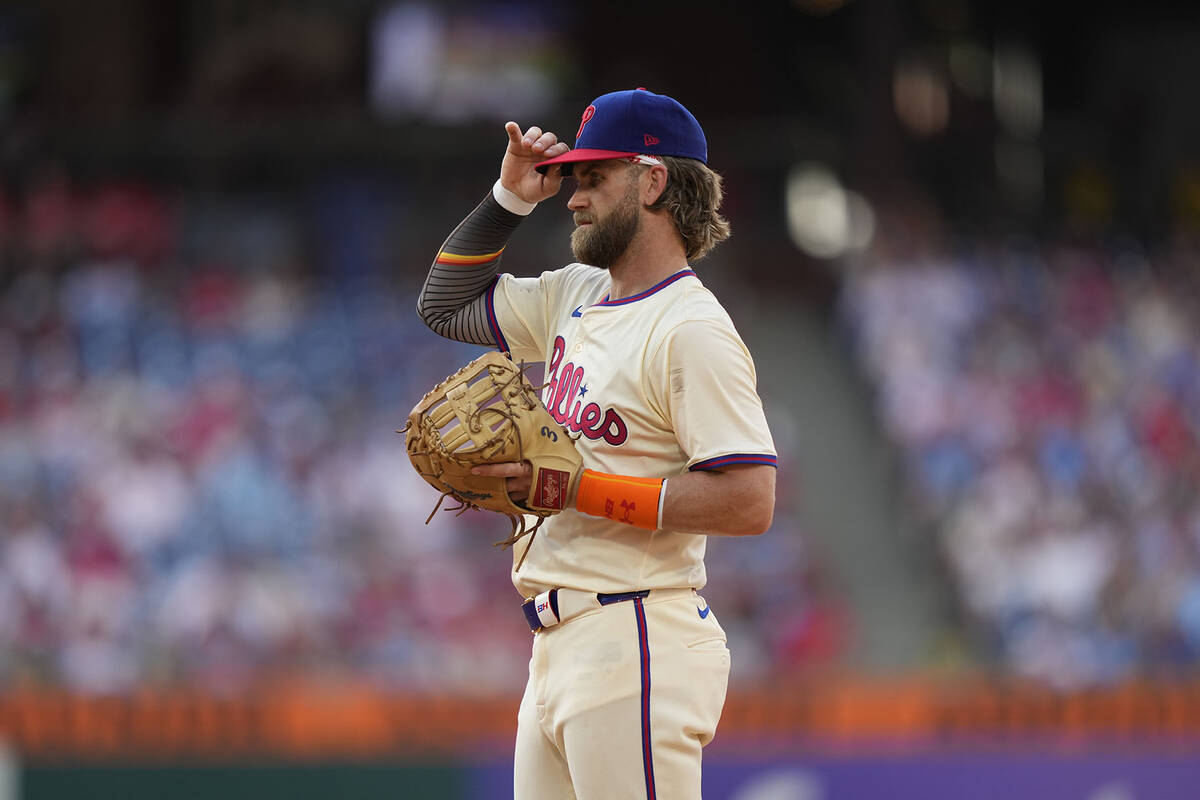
left=575, top=469, right=664, bottom=530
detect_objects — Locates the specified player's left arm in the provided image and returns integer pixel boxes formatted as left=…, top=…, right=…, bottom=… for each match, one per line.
left=658, top=462, right=775, bottom=536
left=643, top=316, right=777, bottom=536
left=475, top=460, right=774, bottom=535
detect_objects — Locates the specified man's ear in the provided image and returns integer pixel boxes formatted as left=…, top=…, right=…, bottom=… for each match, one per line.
left=642, top=164, right=669, bottom=205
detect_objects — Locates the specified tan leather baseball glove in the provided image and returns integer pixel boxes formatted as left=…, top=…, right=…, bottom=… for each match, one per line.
left=402, top=351, right=582, bottom=568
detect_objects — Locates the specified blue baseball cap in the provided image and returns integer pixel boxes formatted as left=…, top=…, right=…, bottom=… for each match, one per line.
left=535, top=88, right=707, bottom=175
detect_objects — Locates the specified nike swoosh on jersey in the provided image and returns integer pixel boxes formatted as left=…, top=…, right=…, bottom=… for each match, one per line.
left=697, top=604, right=711, bottom=619
left=571, top=305, right=583, bottom=317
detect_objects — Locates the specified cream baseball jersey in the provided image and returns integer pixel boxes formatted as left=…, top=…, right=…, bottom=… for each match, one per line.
left=487, top=263, right=776, bottom=597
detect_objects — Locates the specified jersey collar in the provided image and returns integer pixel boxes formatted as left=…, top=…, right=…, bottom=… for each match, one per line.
left=596, top=269, right=696, bottom=307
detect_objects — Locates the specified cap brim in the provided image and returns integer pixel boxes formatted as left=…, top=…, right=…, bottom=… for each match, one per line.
left=534, top=148, right=639, bottom=175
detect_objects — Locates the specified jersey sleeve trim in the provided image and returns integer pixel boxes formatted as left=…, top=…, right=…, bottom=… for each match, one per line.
left=486, top=275, right=510, bottom=353
left=689, top=453, right=778, bottom=471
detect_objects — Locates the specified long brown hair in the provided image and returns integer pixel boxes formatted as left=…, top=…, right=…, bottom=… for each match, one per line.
left=645, top=156, right=732, bottom=261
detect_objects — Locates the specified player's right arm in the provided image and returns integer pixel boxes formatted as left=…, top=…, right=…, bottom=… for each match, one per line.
left=475, top=318, right=778, bottom=537
left=416, top=123, right=568, bottom=345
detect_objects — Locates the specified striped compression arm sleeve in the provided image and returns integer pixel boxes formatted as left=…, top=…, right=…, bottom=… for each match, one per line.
left=417, top=186, right=529, bottom=346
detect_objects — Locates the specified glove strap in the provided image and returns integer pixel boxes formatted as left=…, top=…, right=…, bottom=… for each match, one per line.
left=575, top=469, right=664, bottom=531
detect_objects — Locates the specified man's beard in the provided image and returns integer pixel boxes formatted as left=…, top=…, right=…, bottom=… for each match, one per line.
left=570, top=190, right=641, bottom=269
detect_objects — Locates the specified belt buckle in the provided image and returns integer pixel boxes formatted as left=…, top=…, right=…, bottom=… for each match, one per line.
left=596, top=589, right=651, bottom=606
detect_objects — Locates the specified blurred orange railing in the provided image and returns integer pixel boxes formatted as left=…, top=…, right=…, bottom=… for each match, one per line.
left=4, top=678, right=1200, bottom=761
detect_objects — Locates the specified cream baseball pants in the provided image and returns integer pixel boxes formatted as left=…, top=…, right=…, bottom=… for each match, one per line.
left=513, top=588, right=730, bottom=799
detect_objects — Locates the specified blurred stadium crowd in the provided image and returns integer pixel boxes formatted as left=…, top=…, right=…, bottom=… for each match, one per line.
left=2, top=0, right=1200, bottom=700
left=842, top=229, right=1200, bottom=686
left=3, top=173, right=1200, bottom=696
left=0, top=169, right=830, bottom=694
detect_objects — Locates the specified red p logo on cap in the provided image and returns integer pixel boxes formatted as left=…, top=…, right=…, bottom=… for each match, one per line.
left=577, top=105, right=596, bottom=140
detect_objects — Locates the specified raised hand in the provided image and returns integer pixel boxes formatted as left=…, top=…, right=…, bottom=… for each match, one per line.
left=499, top=122, right=571, bottom=205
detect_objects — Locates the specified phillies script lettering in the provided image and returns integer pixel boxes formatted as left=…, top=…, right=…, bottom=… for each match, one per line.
left=544, top=336, right=628, bottom=445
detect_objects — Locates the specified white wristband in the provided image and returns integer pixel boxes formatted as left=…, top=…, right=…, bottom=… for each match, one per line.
left=492, top=179, right=537, bottom=216
left=657, top=478, right=668, bottom=530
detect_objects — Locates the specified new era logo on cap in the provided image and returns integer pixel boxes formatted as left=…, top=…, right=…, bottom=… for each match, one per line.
left=536, top=88, right=707, bottom=174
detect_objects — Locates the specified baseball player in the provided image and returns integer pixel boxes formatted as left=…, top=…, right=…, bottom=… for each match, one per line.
left=417, top=88, right=776, bottom=799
